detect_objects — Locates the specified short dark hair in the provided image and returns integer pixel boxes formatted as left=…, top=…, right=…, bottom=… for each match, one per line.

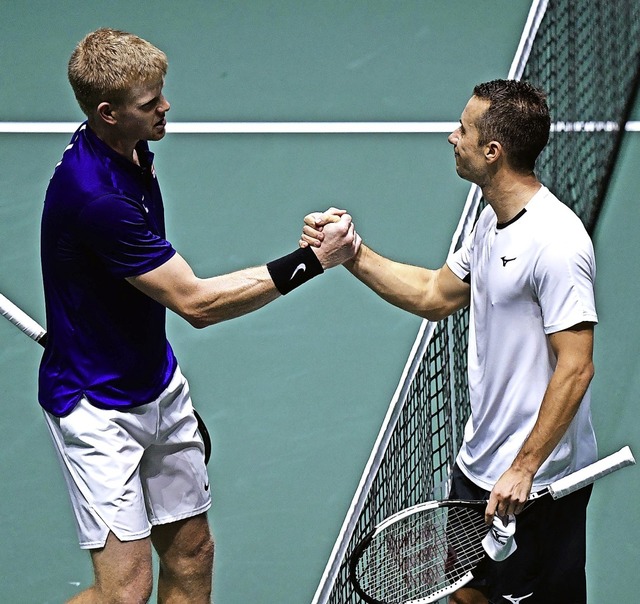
left=473, top=79, right=550, bottom=172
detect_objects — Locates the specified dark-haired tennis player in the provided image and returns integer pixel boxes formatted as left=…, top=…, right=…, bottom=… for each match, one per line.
left=302, top=80, right=597, bottom=604
left=39, top=28, right=359, bottom=604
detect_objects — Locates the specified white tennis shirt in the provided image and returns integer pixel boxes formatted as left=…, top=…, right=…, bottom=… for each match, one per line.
left=447, top=185, right=598, bottom=491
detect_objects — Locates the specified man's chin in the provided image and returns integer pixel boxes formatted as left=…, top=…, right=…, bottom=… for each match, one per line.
left=149, top=128, right=167, bottom=141
left=454, top=166, right=476, bottom=185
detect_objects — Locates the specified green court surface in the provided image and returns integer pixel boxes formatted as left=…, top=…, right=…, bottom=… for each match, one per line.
left=0, top=2, right=637, bottom=602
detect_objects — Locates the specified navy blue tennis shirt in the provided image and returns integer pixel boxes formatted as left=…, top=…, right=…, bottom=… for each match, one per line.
left=39, top=123, right=178, bottom=416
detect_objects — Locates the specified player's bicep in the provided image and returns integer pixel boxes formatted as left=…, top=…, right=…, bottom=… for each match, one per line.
left=548, top=321, right=595, bottom=375
left=127, top=253, right=200, bottom=317
left=428, top=263, right=470, bottom=319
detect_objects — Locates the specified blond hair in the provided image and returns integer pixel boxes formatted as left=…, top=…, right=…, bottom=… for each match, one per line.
left=68, top=28, right=168, bottom=116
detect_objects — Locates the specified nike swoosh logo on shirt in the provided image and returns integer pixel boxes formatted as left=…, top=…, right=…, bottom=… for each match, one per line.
left=290, top=263, right=306, bottom=280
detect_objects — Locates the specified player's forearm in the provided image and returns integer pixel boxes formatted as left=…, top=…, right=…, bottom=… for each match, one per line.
left=128, top=254, right=282, bottom=328
left=345, top=244, right=457, bottom=321
left=345, top=244, right=427, bottom=316
left=511, top=356, right=595, bottom=478
left=130, top=245, right=337, bottom=327
left=182, top=266, right=281, bottom=328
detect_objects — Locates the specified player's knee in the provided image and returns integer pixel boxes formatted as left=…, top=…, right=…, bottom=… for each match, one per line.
left=98, top=569, right=153, bottom=604
left=163, top=530, right=215, bottom=580
left=115, top=583, right=153, bottom=604
left=193, top=532, right=215, bottom=574
left=92, top=546, right=154, bottom=603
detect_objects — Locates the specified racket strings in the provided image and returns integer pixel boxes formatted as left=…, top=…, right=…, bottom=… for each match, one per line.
left=354, top=506, right=489, bottom=603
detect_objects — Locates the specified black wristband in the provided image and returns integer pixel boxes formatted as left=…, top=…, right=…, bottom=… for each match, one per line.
left=267, top=246, right=324, bottom=295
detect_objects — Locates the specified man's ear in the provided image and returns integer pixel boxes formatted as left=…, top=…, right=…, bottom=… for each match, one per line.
left=97, top=101, right=117, bottom=126
left=484, top=140, right=503, bottom=165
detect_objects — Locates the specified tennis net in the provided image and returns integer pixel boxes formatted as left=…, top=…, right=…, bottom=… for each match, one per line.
left=312, top=1, right=640, bottom=603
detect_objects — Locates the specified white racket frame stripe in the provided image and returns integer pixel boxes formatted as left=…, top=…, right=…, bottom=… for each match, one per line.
left=405, top=572, right=475, bottom=604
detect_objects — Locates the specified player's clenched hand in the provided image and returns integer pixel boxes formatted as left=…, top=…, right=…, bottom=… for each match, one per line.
left=309, top=212, right=361, bottom=269
left=485, top=466, right=533, bottom=525
left=299, top=207, right=346, bottom=248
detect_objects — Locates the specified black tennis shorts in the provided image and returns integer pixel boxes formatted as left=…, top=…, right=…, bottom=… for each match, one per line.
left=449, top=464, right=592, bottom=604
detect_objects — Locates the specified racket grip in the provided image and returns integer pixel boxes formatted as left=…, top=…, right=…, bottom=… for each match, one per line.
left=0, top=293, right=47, bottom=344
left=548, top=446, right=635, bottom=499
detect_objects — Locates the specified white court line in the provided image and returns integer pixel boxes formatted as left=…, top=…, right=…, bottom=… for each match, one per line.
left=167, top=122, right=461, bottom=133
left=0, top=121, right=457, bottom=134
left=0, top=121, right=638, bottom=134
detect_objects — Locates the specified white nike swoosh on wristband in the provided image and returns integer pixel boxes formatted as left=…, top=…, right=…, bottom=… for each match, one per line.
left=290, top=263, right=306, bottom=280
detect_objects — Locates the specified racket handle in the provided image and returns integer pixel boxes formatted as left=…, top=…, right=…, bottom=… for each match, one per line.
left=0, top=293, right=47, bottom=344
left=548, top=446, right=636, bottom=499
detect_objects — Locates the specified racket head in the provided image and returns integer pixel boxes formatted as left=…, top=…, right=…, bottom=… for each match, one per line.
left=349, top=500, right=489, bottom=604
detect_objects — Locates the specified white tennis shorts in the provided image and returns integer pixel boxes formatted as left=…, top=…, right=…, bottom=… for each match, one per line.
left=43, top=366, right=212, bottom=549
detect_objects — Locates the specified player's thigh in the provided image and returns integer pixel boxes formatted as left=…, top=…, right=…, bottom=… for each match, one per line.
left=537, top=484, right=591, bottom=601
left=487, top=485, right=592, bottom=603
left=142, top=367, right=211, bottom=526
left=151, top=513, right=214, bottom=573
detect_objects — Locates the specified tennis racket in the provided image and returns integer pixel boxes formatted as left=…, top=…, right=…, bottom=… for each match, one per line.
left=349, top=446, right=635, bottom=604
left=0, top=291, right=212, bottom=464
